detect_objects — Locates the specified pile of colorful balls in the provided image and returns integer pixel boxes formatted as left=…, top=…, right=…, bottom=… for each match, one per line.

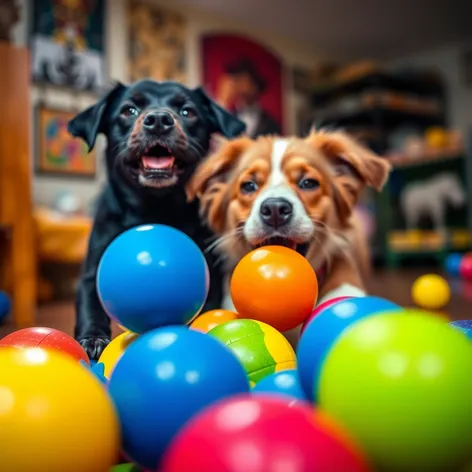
left=0, top=224, right=471, bottom=472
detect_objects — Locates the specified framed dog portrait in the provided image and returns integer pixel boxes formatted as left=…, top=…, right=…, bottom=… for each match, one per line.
left=36, top=106, right=96, bottom=178
left=127, top=1, right=187, bottom=83
left=201, top=34, right=284, bottom=138
left=30, top=0, right=107, bottom=92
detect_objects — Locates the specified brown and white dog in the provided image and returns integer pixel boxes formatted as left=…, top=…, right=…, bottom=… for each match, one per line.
left=187, top=129, right=391, bottom=344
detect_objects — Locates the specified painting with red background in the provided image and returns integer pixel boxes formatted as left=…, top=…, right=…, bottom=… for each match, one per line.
left=201, top=34, right=284, bottom=133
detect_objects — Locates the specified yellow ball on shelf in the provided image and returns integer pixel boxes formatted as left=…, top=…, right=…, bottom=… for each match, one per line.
left=411, top=274, right=451, bottom=310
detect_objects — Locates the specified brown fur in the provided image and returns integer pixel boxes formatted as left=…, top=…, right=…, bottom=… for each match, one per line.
left=187, top=129, right=391, bottom=299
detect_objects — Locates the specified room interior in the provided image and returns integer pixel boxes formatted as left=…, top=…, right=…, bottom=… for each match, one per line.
left=1, top=0, right=471, bottom=334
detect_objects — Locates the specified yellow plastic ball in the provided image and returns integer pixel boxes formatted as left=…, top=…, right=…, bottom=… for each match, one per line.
left=411, top=274, right=451, bottom=310
left=98, top=331, right=138, bottom=378
left=0, top=347, right=120, bottom=471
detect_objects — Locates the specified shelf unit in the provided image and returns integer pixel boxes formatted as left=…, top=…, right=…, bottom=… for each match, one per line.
left=310, top=70, right=471, bottom=267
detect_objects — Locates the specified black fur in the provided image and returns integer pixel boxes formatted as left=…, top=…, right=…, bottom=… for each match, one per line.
left=68, top=79, right=246, bottom=360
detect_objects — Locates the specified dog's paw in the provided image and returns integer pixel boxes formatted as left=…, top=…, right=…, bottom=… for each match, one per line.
left=78, top=337, right=110, bottom=361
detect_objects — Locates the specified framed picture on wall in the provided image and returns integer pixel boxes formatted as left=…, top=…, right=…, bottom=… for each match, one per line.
left=201, top=34, right=284, bottom=138
left=30, top=0, right=107, bottom=92
left=35, top=106, right=96, bottom=178
left=127, top=0, right=187, bottom=83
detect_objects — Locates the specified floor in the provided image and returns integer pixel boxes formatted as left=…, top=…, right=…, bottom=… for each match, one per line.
left=0, top=268, right=470, bottom=338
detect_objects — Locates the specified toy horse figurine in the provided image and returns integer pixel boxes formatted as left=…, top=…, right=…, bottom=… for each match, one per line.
left=400, top=172, right=466, bottom=231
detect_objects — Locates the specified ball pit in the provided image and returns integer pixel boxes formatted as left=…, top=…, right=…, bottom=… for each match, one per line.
left=0, top=347, right=120, bottom=471
left=3, top=221, right=472, bottom=472
left=97, top=224, right=210, bottom=333
left=107, top=326, right=249, bottom=470
left=297, top=296, right=399, bottom=401
left=0, top=326, right=89, bottom=364
left=230, top=246, right=318, bottom=331
left=319, top=311, right=472, bottom=472
left=160, top=395, right=371, bottom=472
left=209, top=318, right=296, bottom=387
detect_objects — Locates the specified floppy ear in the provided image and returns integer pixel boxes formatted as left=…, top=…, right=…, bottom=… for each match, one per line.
left=308, top=130, right=391, bottom=217
left=191, top=86, right=247, bottom=138
left=186, top=136, right=252, bottom=233
left=67, top=82, right=127, bottom=151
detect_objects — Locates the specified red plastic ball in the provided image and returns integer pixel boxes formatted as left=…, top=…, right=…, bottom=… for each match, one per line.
left=0, top=327, right=89, bottom=364
left=460, top=255, right=472, bottom=280
left=160, top=394, right=371, bottom=472
left=301, top=296, right=353, bottom=334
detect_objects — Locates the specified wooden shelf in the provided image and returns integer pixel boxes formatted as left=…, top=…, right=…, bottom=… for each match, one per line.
left=387, top=151, right=464, bottom=169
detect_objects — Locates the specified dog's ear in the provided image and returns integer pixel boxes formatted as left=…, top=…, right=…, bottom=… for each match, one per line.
left=307, top=130, right=391, bottom=218
left=67, top=82, right=127, bottom=151
left=192, top=86, right=247, bottom=138
left=186, top=136, right=252, bottom=233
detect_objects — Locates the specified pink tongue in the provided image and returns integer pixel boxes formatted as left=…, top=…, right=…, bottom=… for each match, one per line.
left=142, top=156, right=175, bottom=170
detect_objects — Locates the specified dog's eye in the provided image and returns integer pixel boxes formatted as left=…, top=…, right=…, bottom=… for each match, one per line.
left=298, top=178, right=319, bottom=190
left=240, top=180, right=258, bottom=194
left=180, top=106, right=196, bottom=118
left=120, top=106, right=139, bottom=118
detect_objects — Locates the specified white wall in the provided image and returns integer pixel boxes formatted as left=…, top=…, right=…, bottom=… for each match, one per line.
left=12, top=0, right=317, bottom=209
left=392, top=41, right=472, bottom=137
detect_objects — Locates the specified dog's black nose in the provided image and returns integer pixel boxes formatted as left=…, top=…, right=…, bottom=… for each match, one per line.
left=260, top=198, right=293, bottom=228
left=143, top=111, right=175, bottom=134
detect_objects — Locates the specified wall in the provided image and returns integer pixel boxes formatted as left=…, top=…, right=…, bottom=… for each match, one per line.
left=391, top=41, right=472, bottom=137
left=12, top=0, right=317, bottom=209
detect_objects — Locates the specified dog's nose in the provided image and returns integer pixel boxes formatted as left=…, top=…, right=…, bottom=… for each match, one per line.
left=143, top=111, right=175, bottom=134
left=260, top=198, right=293, bottom=228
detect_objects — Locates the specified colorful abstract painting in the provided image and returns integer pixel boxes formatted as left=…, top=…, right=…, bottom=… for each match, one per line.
left=36, top=107, right=96, bottom=177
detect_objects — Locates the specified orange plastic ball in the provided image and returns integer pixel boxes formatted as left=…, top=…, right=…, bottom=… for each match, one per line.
left=190, top=309, right=238, bottom=333
left=230, top=246, right=318, bottom=332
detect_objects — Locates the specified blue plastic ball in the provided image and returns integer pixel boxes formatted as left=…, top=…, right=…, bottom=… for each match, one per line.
left=97, top=224, right=209, bottom=333
left=108, top=326, right=249, bottom=470
left=297, top=296, right=400, bottom=402
left=252, top=369, right=306, bottom=405
left=450, top=320, right=472, bottom=340
left=445, top=253, right=463, bottom=276
left=0, top=290, right=11, bottom=322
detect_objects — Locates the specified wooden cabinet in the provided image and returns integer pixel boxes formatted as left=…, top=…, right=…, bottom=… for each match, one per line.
left=0, top=42, right=36, bottom=327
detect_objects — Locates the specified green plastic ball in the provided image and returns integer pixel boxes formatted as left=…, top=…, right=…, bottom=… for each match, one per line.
left=319, top=311, right=472, bottom=472
left=208, top=319, right=296, bottom=387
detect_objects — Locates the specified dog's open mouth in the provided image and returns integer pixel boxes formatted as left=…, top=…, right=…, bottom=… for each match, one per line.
left=135, top=143, right=185, bottom=187
left=254, top=236, right=309, bottom=257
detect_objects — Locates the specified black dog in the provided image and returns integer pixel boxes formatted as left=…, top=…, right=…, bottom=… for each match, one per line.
left=68, top=79, right=246, bottom=360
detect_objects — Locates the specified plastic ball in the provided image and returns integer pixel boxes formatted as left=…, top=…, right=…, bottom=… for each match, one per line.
left=160, top=394, right=371, bottom=472
left=209, top=319, right=296, bottom=387
left=445, top=253, right=463, bottom=276
left=107, top=326, right=249, bottom=470
left=319, top=311, right=472, bottom=472
left=297, top=296, right=399, bottom=401
left=411, top=274, right=450, bottom=310
left=230, top=246, right=318, bottom=331
left=0, top=347, right=120, bottom=471
left=460, top=254, right=472, bottom=280
left=301, top=296, right=353, bottom=334
left=98, top=331, right=139, bottom=378
left=0, top=290, right=11, bottom=322
left=450, top=320, right=472, bottom=339
left=0, top=327, right=89, bottom=364
left=80, top=360, right=108, bottom=384
left=252, top=369, right=306, bottom=405
left=97, top=224, right=209, bottom=334
left=190, top=309, right=238, bottom=333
